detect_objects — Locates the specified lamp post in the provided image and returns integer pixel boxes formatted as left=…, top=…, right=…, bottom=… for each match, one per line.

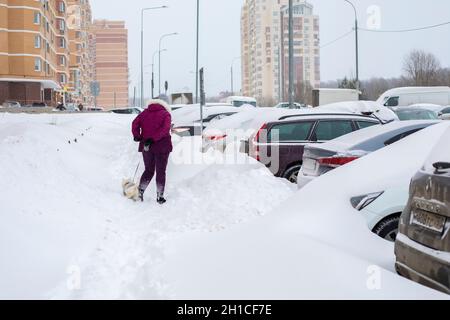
left=140, top=6, right=167, bottom=107
left=288, top=0, right=294, bottom=107
left=195, top=0, right=201, bottom=103
left=344, top=0, right=359, bottom=92
left=151, top=49, right=167, bottom=99
left=158, top=32, right=178, bottom=96
left=231, top=56, right=241, bottom=95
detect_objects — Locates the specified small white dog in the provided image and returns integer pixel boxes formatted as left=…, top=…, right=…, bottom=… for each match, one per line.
left=122, top=179, right=140, bottom=202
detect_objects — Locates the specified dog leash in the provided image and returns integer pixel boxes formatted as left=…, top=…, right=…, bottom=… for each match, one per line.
left=132, top=162, right=141, bottom=183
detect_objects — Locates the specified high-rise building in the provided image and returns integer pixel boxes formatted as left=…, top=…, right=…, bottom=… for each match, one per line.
left=90, top=20, right=129, bottom=109
left=241, top=0, right=320, bottom=105
left=0, top=0, right=71, bottom=106
left=67, top=0, right=95, bottom=105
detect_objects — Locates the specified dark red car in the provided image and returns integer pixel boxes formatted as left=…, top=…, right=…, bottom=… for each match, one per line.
left=248, top=113, right=381, bottom=182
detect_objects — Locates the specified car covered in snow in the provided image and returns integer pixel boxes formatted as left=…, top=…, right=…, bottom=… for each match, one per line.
left=275, top=102, right=309, bottom=109
left=110, top=107, right=142, bottom=115
left=1, top=101, right=21, bottom=108
left=298, top=120, right=440, bottom=190
left=249, top=113, right=382, bottom=182
left=172, top=104, right=256, bottom=137
left=395, top=128, right=450, bottom=295
left=392, top=107, right=440, bottom=121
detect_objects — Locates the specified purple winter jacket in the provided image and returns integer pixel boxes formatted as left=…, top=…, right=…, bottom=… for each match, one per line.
left=132, top=101, right=173, bottom=154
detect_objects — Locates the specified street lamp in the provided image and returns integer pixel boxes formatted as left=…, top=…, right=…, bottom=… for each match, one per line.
left=159, top=32, right=178, bottom=96
left=140, top=5, right=168, bottom=107
left=288, top=0, right=294, bottom=107
left=344, top=0, right=359, bottom=92
left=151, top=49, right=167, bottom=99
left=231, top=56, right=241, bottom=95
left=195, top=0, right=200, bottom=104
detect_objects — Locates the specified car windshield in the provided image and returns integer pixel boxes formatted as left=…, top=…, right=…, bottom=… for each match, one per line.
left=395, top=109, right=438, bottom=120
left=233, top=101, right=256, bottom=107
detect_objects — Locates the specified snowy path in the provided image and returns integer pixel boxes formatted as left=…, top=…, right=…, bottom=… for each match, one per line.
left=0, top=114, right=295, bottom=299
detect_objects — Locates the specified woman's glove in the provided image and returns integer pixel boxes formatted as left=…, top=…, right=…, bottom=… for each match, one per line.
left=144, top=139, right=154, bottom=152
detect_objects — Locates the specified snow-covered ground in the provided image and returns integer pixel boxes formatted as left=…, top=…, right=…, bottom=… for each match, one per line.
left=0, top=113, right=447, bottom=299
left=0, top=113, right=294, bottom=299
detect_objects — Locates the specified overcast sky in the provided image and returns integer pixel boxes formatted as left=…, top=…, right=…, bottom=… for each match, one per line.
left=90, top=0, right=450, bottom=97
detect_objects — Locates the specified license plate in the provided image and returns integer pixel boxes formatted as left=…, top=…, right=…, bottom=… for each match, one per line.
left=411, top=210, right=447, bottom=233
left=303, top=159, right=317, bottom=173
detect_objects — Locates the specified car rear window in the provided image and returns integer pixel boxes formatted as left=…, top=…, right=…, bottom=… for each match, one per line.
left=269, top=121, right=314, bottom=142
left=314, top=120, right=353, bottom=141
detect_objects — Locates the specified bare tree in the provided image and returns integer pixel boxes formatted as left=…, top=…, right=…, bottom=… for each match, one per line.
left=403, top=50, right=441, bottom=86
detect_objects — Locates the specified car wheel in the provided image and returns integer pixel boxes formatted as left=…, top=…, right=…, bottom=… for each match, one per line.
left=283, top=165, right=302, bottom=184
left=373, top=215, right=401, bottom=242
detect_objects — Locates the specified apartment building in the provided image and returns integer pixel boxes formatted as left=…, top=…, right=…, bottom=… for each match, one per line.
left=0, top=0, right=71, bottom=106
left=90, top=20, right=129, bottom=109
left=67, top=0, right=94, bottom=105
left=241, top=0, right=320, bottom=105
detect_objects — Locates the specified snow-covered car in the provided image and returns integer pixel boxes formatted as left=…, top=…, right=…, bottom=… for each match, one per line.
left=275, top=102, right=309, bottom=109
left=160, top=122, right=450, bottom=300
left=202, top=108, right=276, bottom=152
left=298, top=120, right=440, bottom=189
left=318, top=100, right=399, bottom=123
left=391, top=107, right=439, bottom=121
left=2, top=101, right=21, bottom=108
left=172, top=104, right=251, bottom=136
left=110, top=107, right=142, bottom=115
left=396, top=127, right=450, bottom=294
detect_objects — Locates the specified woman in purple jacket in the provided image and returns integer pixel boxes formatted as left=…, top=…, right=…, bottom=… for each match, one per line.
left=132, top=99, right=173, bottom=204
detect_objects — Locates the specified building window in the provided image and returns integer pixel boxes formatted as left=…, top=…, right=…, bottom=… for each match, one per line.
left=34, top=35, right=41, bottom=48
left=34, top=58, right=42, bottom=72
left=60, top=74, right=67, bottom=84
left=59, top=55, right=66, bottom=66
left=59, top=38, right=66, bottom=48
left=59, top=1, right=66, bottom=13
left=34, top=12, right=41, bottom=25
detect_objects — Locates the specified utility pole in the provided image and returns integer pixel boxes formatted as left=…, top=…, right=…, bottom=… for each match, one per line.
left=231, top=66, right=233, bottom=95
left=288, top=0, right=294, bottom=107
left=344, top=0, right=359, bottom=93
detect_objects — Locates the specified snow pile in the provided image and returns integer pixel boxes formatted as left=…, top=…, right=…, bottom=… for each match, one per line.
left=0, top=113, right=295, bottom=299
left=319, top=100, right=399, bottom=122
left=161, top=122, right=450, bottom=299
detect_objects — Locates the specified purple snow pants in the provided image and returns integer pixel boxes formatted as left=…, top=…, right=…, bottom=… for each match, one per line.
left=139, top=151, right=170, bottom=196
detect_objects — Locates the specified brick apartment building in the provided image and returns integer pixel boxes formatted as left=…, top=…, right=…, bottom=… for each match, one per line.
left=90, top=20, right=129, bottom=109
left=0, top=0, right=71, bottom=106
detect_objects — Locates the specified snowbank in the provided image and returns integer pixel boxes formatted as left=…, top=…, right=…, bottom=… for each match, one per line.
left=0, top=113, right=295, bottom=299
left=161, top=122, right=450, bottom=299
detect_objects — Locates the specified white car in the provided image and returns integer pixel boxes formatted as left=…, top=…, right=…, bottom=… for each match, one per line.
left=350, top=187, right=409, bottom=242
left=2, top=101, right=21, bottom=108
left=172, top=104, right=251, bottom=136
left=202, top=108, right=275, bottom=152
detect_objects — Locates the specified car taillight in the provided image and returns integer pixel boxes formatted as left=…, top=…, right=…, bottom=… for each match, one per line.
left=317, top=156, right=359, bottom=168
left=207, top=134, right=227, bottom=141
left=254, top=123, right=268, bottom=143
